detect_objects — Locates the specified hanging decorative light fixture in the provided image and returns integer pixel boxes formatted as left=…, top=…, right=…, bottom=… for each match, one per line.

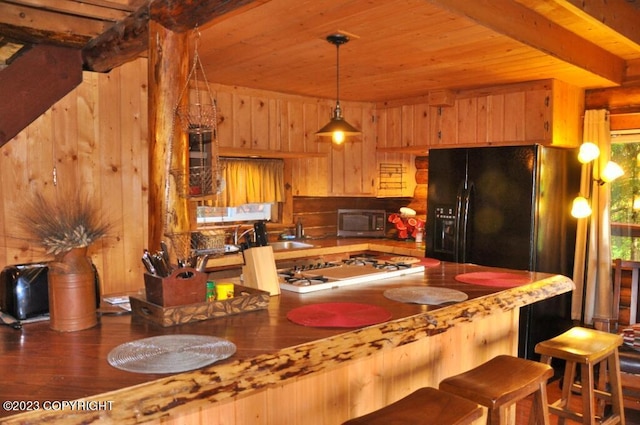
left=316, top=34, right=361, bottom=145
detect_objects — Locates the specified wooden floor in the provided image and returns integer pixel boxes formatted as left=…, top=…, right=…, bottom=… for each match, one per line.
left=516, top=378, right=640, bottom=424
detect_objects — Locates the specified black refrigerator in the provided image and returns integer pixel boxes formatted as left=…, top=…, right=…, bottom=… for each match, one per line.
left=425, top=144, right=581, bottom=359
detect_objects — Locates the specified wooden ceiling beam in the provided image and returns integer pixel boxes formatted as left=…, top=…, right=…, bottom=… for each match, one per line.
left=82, top=0, right=266, bottom=72
left=429, top=0, right=625, bottom=86
left=560, top=0, right=640, bottom=49
left=81, top=4, right=150, bottom=72
left=0, top=2, right=106, bottom=47
left=149, top=0, right=270, bottom=33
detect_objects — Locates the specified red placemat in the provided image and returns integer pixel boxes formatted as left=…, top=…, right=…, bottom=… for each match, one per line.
left=421, top=257, right=441, bottom=267
left=286, top=303, right=392, bottom=328
left=454, top=272, right=532, bottom=288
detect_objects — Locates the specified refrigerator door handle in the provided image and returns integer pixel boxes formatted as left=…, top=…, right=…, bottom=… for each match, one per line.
left=454, top=182, right=465, bottom=263
left=458, top=182, right=473, bottom=263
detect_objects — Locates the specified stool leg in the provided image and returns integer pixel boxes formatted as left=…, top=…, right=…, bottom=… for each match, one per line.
left=580, top=363, right=596, bottom=425
left=489, top=406, right=504, bottom=425
left=529, top=380, right=551, bottom=425
left=607, top=350, right=625, bottom=425
left=558, top=361, right=577, bottom=425
left=596, top=358, right=608, bottom=417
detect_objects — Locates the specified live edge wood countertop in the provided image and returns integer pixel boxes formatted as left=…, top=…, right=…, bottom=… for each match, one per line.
left=0, top=239, right=574, bottom=425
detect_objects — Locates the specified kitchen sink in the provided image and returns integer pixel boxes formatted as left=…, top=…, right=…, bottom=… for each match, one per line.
left=270, top=241, right=315, bottom=251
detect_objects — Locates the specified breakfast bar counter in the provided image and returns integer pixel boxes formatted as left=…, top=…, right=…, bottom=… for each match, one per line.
left=0, top=241, right=574, bottom=424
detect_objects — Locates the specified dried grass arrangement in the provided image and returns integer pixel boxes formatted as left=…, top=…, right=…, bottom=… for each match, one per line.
left=20, top=192, right=111, bottom=255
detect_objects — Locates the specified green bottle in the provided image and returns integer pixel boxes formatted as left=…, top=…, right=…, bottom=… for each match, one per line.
left=206, top=281, right=216, bottom=302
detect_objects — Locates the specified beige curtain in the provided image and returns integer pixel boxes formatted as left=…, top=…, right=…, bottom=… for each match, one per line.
left=572, top=109, right=613, bottom=327
left=218, top=158, right=284, bottom=207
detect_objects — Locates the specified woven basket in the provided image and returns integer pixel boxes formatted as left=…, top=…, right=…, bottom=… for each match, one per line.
left=176, top=104, right=217, bottom=133
left=191, top=230, right=225, bottom=256
left=166, top=230, right=225, bottom=260
left=171, top=166, right=221, bottom=198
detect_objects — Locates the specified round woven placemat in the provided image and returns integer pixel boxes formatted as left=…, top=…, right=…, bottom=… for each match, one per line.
left=107, top=334, right=236, bottom=374
left=384, top=286, right=468, bottom=305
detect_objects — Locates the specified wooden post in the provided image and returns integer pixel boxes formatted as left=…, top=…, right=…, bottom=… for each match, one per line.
left=148, top=21, right=190, bottom=256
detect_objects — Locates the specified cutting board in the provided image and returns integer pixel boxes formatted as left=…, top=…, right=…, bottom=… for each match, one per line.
left=303, top=265, right=386, bottom=280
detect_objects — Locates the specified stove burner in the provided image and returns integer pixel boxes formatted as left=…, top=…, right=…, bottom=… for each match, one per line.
left=343, top=257, right=411, bottom=271
left=280, top=262, right=340, bottom=275
left=342, top=257, right=377, bottom=266
left=374, top=262, right=411, bottom=271
left=284, top=275, right=329, bottom=286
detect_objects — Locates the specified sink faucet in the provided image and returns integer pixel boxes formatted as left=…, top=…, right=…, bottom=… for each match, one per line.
left=233, top=225, right=255, bottom=245
left=195, top=254, right=213, bottom=273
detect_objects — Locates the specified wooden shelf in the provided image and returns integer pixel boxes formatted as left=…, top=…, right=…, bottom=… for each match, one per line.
left=219, top=147, right=327, bottom=159
left=376, top=145, right=429, bottom=154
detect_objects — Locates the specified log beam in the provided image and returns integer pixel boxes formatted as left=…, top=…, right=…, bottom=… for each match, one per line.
left=83, top=0, right=266, bottom=73
left=147, top=21, right=190, bottom=253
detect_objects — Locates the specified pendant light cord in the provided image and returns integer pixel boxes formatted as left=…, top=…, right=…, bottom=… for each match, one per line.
left=335, top=41, right=341, bottom=110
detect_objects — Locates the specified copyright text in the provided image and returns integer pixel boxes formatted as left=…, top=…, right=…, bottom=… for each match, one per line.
left=3, top=400, right=113, bottom=412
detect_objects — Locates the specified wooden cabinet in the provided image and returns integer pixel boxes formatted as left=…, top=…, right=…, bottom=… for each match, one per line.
left=433, top=79, right=583, bottom=147
left=375, top=79, right=584, bottom=151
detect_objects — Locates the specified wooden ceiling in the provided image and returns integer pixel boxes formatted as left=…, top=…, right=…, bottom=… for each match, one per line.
left=2, top=0, right=640, bottom=103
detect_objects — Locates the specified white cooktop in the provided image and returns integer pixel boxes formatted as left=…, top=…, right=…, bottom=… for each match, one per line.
left=279, top=264, right=425, bottom=293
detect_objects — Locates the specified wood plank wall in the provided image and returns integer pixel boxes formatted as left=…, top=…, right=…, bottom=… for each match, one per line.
left=208, top=82, right=382, bottom=197
left=0, top=58, right=149, bottom=295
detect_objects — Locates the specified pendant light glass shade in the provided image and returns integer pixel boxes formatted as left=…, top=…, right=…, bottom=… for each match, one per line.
left=316, top=34, right=360, bottom=145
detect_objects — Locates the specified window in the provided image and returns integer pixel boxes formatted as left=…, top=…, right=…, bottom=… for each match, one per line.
left=610, top=130, right=640, bottom=260
left=195, top=158, right=284, bottom=225
left=196, top=203, right=275, bottom=224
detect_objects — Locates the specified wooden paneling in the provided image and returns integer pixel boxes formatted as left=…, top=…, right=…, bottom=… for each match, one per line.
left=375, top=104, right=421, bottom=197
left=0, top=58, right=149, bottom=295
left=206, top=82, right=377, bottom=196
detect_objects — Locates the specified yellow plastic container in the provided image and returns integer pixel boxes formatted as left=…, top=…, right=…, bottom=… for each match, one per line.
left=215, top=283, right=234, bottom=300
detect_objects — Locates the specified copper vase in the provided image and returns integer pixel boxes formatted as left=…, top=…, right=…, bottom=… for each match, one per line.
left=48, top=247, right=97, bottom=332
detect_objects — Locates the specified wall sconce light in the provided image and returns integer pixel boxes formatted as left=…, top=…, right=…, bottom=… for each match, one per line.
left=577, top=142, right=600, bottom=164
left=600, top=161, right=624, bottom=184
left=316, top=34, right=361, bottom=145
left=571, top=141, right=624, bottom=218
left=571, top=196, right=592, bottom=218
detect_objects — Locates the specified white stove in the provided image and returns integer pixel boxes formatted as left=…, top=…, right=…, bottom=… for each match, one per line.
left=279, top=257, right=425, bottom=293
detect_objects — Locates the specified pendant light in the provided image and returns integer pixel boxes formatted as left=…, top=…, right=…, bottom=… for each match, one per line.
left=316, top=34, right=360, bottom=145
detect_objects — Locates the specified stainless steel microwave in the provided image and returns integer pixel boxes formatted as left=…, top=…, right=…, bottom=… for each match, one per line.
left=337, top=209, right=386, bottom=238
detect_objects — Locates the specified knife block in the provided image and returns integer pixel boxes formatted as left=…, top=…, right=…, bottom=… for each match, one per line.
left=242, top=246, right=280, bottom=296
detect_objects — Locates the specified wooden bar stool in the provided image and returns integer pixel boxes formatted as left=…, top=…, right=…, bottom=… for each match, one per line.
left=342, top=387, right=483, bottom=425
left=439, top=355, right=554, bottom=425
left=534, top=326, right=625, bottom=425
